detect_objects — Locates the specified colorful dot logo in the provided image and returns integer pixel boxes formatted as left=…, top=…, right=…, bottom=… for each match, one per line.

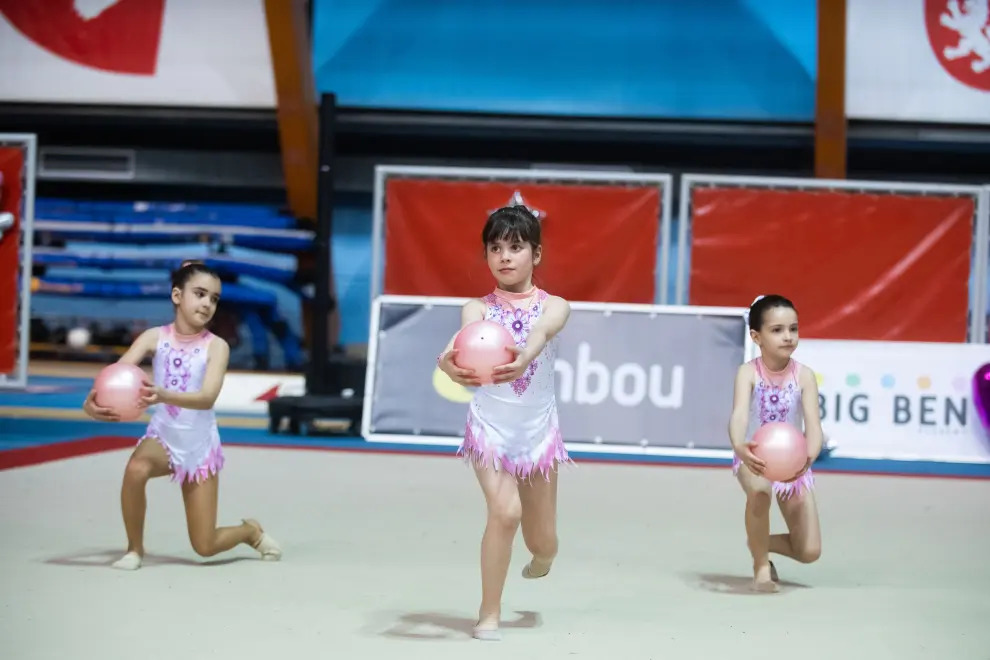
left=845, top=374, right=861, bottom=387
left=815, top=372, right=824, bottom=386
left=881, top=375, right=895, bottom=389
left=917, top=376, right=931, bottom=390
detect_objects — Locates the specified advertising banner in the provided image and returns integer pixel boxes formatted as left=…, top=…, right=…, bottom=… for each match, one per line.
left=313, top=0, right=817, bottom=121
left=0, top=147, right=23, bottom=374
left=363, top=297, right=750, bottom=450
left=0, top=1, right=275, bottom=108
left=793, top=339, right=990, bottom=463
left=846, top=0, right=990, bottom=124
left=686, top=186, right=975, bottom=343
left=382, top=179, right=662, bottom=304
left=214, top=372, right=305, bottom=416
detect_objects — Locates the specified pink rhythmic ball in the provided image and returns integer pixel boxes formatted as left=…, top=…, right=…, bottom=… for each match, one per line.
left=751, top=422, right=808, bottom=482
left=93, top=362, right=147, bottom=422
left=453, top=320, right=516, bottom=385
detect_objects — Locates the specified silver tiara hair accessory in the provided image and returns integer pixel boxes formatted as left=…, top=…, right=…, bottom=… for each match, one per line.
left=744, top=294, right=765, bottom=325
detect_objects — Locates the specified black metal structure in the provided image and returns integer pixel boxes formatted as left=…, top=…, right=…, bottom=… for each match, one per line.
left=3, top=102, right=988, bottom=196
left=309, top=92, right=336, bottom=396
left=267, top=93, right=366, bottom=436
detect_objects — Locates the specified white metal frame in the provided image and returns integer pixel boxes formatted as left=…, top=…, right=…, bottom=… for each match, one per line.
left=370, top=165, right=676, bottom=314
left=0, top=134, right=37, bottom=390
left=676, top=174, right=990, bottom=343
left=361, top=294, right=751, bottom=461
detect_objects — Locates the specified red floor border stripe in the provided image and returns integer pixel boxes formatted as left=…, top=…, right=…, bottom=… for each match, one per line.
left=0, top=436, right=135, bottom=471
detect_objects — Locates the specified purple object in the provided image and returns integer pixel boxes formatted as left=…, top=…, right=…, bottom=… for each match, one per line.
left=972, top=364, right=990, bottom=435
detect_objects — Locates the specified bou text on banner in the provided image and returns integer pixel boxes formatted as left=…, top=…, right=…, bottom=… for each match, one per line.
left=364, top=298, right=749, bottom=451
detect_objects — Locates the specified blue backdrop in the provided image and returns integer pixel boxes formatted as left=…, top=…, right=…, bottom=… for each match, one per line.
left=312, top=0, right=818, bottom=121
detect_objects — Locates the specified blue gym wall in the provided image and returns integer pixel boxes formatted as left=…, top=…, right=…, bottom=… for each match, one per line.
left=311, top=0, right=818, bottom=122
left=30, top=195, right=375, bottom=356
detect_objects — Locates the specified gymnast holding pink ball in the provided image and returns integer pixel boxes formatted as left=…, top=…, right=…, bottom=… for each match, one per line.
left=83, top=260, right=281, bottom=571
left=727, top=294, right=825, bottom=592
left=436, top=205, right=573, bottom=641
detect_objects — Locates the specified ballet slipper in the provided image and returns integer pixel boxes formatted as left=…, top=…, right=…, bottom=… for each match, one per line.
left=521, top=558, right=552, bottom=579
left=473, top=625, right=501, bottom=641
left=111, top=551, right=143, bottom=571
left=243, top=519, right=282, bottom=561
left=752, top=562, right=779, bottom=593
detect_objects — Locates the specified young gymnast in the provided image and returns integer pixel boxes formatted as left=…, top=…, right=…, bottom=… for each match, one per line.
left=437, top=205, right=572, bottom=641
left=729, top=294, right=823, bottom=592
left=82, top=261, right=282, bottom=570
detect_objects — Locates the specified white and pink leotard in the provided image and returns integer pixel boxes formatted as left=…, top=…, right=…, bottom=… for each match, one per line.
left=732, top=357, right=815, bottom=499
left=141, top=324, right=224, bottom=484
left=457, top=288, right=572, bottom=481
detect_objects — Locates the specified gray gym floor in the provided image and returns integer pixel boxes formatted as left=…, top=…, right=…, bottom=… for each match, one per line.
left=2, top=446, right=988, bottom=659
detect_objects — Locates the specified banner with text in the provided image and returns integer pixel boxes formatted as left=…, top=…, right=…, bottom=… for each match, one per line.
left=364, top=298, right=749, bottom=449
left=846, top=0, right=990, bottom=124
left=0, top=1, right=275, bottom=108
left=793, top=339, right=990, bottom=462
